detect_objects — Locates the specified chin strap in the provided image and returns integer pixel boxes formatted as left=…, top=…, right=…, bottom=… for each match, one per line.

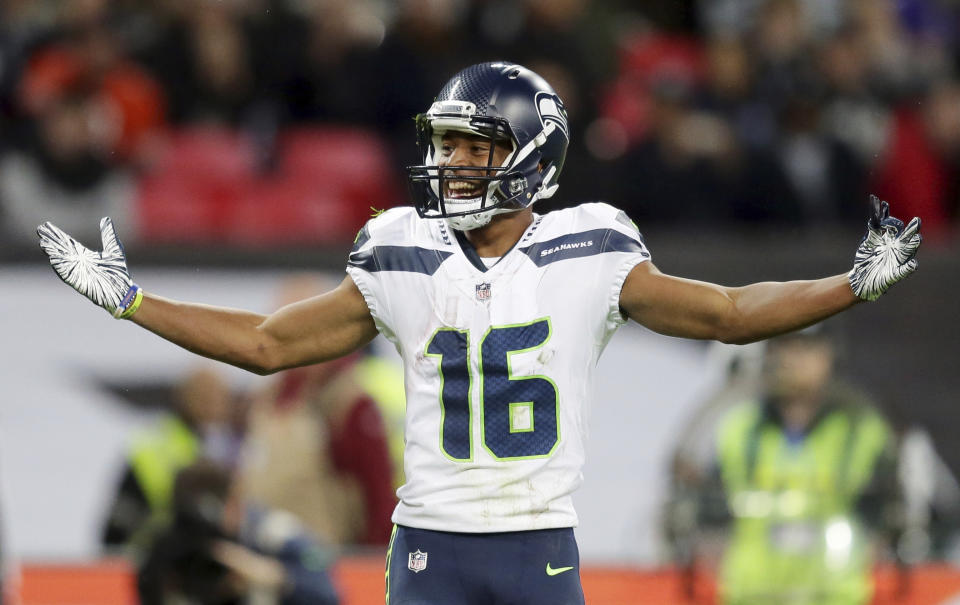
left=445, top=210, right=495, bottom=231
left=445, top=204, right=527, bottom=231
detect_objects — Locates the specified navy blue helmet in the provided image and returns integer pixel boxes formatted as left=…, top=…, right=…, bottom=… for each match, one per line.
left=406, top=62, right=570, bottom=230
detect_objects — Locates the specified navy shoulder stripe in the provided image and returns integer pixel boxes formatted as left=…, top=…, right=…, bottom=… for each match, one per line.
left=348, top=245, right=453, bottom=275
left=519, top=228, right=649, bottom=267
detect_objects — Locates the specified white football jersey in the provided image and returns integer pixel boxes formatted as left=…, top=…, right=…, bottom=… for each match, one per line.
left=346, top=202, right=650, bottom=533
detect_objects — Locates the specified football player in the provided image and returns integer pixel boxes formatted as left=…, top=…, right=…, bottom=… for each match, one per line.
left=38, top=62, right=920, bottom=605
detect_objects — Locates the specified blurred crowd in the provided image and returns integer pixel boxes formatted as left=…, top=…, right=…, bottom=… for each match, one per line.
left=1, top=0, right=959, bottom=249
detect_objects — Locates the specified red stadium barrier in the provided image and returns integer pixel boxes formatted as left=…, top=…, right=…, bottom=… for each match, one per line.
left=14, top=559, right=960, bottom=605
left=15, top=560, right=136, bottom=605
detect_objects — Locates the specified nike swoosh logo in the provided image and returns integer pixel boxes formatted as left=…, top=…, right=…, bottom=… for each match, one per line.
left=546, top=563, right=574, bottom=576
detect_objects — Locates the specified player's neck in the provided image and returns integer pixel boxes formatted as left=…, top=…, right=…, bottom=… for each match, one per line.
left=461, top=209, right=534, bottom=258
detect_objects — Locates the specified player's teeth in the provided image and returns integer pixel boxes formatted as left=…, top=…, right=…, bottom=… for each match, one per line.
left=446, top=181, right=481, bottom=197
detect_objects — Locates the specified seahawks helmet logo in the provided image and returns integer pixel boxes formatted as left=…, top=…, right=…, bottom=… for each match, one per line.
left=536, top=92, right=568, bottom=139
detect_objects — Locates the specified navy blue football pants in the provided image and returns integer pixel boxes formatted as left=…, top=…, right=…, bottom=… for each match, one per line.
left=385, top=524, right=585, bottom=605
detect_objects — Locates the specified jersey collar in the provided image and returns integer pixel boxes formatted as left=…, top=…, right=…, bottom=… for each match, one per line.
left=448, top=214, right=542, bottom=273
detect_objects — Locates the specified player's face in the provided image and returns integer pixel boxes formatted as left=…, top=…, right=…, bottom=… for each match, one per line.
left=437, top=132, right=512, bottom=201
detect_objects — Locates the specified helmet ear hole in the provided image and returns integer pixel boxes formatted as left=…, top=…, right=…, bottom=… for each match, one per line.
left=507, top=69, right=521, bottom=79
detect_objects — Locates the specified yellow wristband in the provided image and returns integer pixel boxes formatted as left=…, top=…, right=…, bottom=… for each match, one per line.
left=116, top=286, right=143, bottom=319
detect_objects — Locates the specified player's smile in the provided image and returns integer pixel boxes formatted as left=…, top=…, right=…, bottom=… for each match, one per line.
left=444, top=179, right=484, bottom=200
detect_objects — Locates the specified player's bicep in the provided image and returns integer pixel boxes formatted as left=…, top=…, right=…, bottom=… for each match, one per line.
left=619, top=262, right=735, bottom=341
left=259, top=275, right=378, bottom=369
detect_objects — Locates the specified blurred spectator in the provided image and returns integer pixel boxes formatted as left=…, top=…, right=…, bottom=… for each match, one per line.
left=818, top=24, right=892, bottom=173
left=0, top=1, right=55, bottom=153
left=607, top=73, right=729, bottom=224
left=273, top=0, right=386, bottom=125
left=138, top=459, right=340, bottom=605
left=591, top=25, right=801, bottom=225
left=850, top=0, right=926, bottom=99
left=352, top=353, right=408, bottom=492
left=0, top=1, right=165, bottom=244
left=102, top=365, right=234, bottom=557
left=749, top=0, right=819, bottom=107
left=594, top=27, right=705, bottom=150
left=0, top=88, right=135, bottom=244
left=609, top=71, right=799, bottom=225
left=698, top=35, right=777, bottom=151
left=897, top=425, right=960, bottom=563
left=741, top=1, right=868, bottom=223
left=17, top=3, right=165, bottom=160
left=772, top=88, right=867, bottom=224
left=666, top=326, right=903, bottom=605
left=666, top=342, right=767, bottom=493
left=871, top=80, right=960, bottom=239
left=700, top=0, right=842, bottom=44
left=137, top=0, right=256, bottom=127
left=240, top=274, right=398, bottom=547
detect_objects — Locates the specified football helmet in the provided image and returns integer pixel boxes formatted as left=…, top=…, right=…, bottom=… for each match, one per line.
left=406, top=62, right=569, bottom=230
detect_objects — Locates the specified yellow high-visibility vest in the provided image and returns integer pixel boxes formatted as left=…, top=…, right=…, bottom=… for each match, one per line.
left=354, top=356, right=407, bottom=489
left=716, top=397, right=892, bottom=605
left=129, top=415, right=200, bottom=514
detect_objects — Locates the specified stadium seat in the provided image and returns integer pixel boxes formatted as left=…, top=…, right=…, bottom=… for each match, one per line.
left=137, top=127, right=258, bottom=243
left=136, top=126, right=402, bottom=246
left=275, top=127, right=402, bottom=234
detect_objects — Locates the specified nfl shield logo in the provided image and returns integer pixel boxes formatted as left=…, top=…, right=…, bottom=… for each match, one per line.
left=476, top=282, right=492, bottom=301
left=408, top=549, right=428, bottom=573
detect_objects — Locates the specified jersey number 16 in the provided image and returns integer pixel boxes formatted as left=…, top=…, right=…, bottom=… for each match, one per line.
left=426, top=318, right=560, bottom=462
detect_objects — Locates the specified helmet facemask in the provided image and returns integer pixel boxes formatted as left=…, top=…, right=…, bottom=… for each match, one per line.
left=408, top=103, right=553, bottom=231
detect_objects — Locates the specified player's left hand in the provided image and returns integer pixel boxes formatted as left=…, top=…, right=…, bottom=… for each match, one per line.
left=848, top=195, right=921, bottom=301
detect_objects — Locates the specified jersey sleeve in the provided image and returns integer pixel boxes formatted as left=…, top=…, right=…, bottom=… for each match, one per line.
left=345, top=211, right=402, bottom=344
left=599, top=205, right=652, bottom=329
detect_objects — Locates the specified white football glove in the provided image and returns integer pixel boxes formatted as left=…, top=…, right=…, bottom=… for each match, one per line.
left=848, top=195, right=921, bottom=301
left=37, top=217, right=143, bottom=318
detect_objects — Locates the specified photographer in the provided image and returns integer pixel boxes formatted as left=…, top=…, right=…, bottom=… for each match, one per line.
left=138, top=460, right=340, bottom=605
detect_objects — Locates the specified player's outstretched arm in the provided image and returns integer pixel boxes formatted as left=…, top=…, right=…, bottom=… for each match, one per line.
left=38, top=218, right=378, bottom=374
left=620, top=265, right=857, bottom=345
left=619, top=196, right=921, bottom=344
left=131, top=276, right=378, bottom=374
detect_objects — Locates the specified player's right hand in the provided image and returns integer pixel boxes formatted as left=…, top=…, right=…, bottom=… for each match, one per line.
left=848, top=195, right=921, bottom=301
left=37, top=217, right=143, bottom=319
